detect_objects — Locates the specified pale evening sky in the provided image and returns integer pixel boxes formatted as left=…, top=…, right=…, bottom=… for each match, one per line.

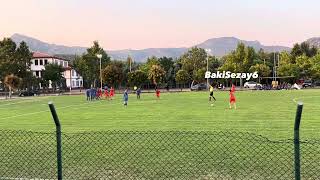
left=0, top=0, right=319, bottom=50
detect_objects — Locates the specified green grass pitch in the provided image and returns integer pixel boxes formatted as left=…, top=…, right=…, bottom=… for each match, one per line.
left=1, top=90, right=320, bottom=179
left=0, top=89, right=319, bottom=139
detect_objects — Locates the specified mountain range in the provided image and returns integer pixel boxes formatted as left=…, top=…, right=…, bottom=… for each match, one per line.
left=10, top=33, right=319, bottom=62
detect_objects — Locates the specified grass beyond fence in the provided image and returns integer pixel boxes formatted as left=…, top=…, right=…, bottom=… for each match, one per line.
left=1, top=90, right=320, bottom=139
left=0, top=130, right=319, bottom=179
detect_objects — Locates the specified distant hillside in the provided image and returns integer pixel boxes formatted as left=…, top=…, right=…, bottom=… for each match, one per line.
left=11, top=34, right=87, bottom=55
left=11, top=33, right=292, bottom=62
left=197, top=37, right=291, bottom=55
left=305, top=37, right=320, bottom=48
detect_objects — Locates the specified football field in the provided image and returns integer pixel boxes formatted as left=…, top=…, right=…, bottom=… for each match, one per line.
left=0, top=89, right=319, bottom=139
left=1, top=89, right=320, bottom=179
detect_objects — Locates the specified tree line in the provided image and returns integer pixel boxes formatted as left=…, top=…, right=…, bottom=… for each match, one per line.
left=74, top=41, right=320, bottom=89
left=1, top=37, right=319, bottom=94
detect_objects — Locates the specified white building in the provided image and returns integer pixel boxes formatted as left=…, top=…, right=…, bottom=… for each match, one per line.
left=31, top=52, right=83, bottom=89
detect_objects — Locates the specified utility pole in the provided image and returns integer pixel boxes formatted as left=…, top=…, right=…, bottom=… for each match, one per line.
left=96, top=54, right=103, bottom=89
left=205, top=49, right=211, bottom=89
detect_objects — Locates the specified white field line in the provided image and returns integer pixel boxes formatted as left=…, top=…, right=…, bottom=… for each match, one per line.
left=0, top=177, right=53, bottom=180
left=0, top=100, right=108, bottom=120
left=0, top=96, right=50, bottom=107
left=292, top=98, right=297, bottom=104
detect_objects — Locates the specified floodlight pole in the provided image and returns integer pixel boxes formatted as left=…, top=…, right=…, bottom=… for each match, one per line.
left=97, top=54, right=103, bottom=90
left=205, top=49, right=211, bottom=89
left=100, top=57, right=102, bottom=89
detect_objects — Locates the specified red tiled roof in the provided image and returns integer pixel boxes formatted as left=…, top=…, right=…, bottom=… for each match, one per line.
left=32, top=52, right=53, bottom=58
left=32, top=52, right=69, bottom=61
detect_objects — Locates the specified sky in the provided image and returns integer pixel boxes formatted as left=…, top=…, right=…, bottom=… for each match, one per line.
left=0, top=0, right=320, bottom=50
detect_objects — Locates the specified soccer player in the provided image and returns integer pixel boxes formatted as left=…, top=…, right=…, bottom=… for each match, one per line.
left=105, top=88, right=109, bottom=100
left=229, top=89, right=236, bottom=109
left=136, top=87, right=141, bottom=99
left=90, top=88, right=95, bottom=101
left=110, top=87, right=114, bottom=100
left=96, top=88, right=101, bottom=100
left=123, top=88, right=129, bottom=107
left=86, top=89, right=90, bottom=101
left=209, top=84, right=216, bottom=101
left=155, top=88, right=160, bottom=99
left=97, top=88, right=102, bottom=99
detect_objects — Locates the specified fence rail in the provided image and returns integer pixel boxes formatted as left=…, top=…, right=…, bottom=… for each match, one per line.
left=0, top=130, right=319, bottom=180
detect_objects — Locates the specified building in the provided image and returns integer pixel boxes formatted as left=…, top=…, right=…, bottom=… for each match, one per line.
left=31, top=52, right=83, bottom=89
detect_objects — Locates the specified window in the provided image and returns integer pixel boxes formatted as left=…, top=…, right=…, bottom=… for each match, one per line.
left=72, top=70, right=75, bottom=76
left=72, top=81, right=75, bottom=87
left=59, top=61, right=63, bottom=66
left=64, top=61, right=68, bottom=67
left=39, top=59, right=43, bottom=65
left=80, top=81, right=83, bottom=86
left=44, top=59, right=48, bottom=65
left=76, top=81, right=79, bottom=87
left=35, top=59, right=38, bottom=66
left=35, top=71, right=40, bottom=77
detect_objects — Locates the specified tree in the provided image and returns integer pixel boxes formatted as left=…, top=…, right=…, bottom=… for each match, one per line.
left=291, top=43, right=303, bottom=59
left=208, top=56, right=222, bottom=72
left=249, top=64, right=271, bottom=77
left=0, top=38, right=17, bottom=80
left=219, top=54, right=236, bottom=72
left=296, top=55, right=312, bottom=79
left=127, top=70, right=148, bottom=87
left=42, top=64, right=65, bottom=91
left=148, top=64, right=165, bottom=86
left=243, top=46, right=256, bottom=70
left=73, top=41, right=111, bottom=88
left=159, top=56, right=175, bottom=86
left=4, top=74, right=21, bottom=98
left=175, top=70, right=190, bottom=90
left=291, top=42, right=318, bottom=59
left=219, top=43, right=257, bottom=86
left=310, top=53, right=320, bottom=80
left=139, top=56, right=159, bottom=73
left=102, top=61, right=124, bottom=88
left=15, top=41, right=33, bottom=89
left=0, top=39, right=32, bottom=90
left=278, top=52, right=299, bottom=79
left=180, top=47, right=207, bottom=80
left=193, top=69, right=206, bottom=83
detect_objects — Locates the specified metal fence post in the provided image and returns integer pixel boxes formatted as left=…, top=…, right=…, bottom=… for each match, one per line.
left=294, top=102, right=303, bottom=180
left=48, top=102, right=63, bottom=180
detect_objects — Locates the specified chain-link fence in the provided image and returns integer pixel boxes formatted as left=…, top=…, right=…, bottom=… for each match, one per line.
left=0, top=130, right=319, bottom=180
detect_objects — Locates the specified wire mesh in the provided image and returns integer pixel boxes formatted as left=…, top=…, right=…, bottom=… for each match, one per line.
left=0, top=130, right=319, bottom=180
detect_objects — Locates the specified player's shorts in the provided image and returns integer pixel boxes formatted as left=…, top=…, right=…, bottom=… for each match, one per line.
left=230, top=98, right=236, bottom=103
left=209, top=92, right=213, bottom=97
left=156, top=94, right=160, bottom=97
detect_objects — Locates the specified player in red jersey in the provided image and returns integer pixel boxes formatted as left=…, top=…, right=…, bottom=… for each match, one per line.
left=96, top=88, right=101, bottom=100
left=110, top=87, right=114, bottom=100
left=105, top=89, right=109, bottom=100
left=229, top=89, right=236, bottom=109
left=156, top=88, right=160, bottom=99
